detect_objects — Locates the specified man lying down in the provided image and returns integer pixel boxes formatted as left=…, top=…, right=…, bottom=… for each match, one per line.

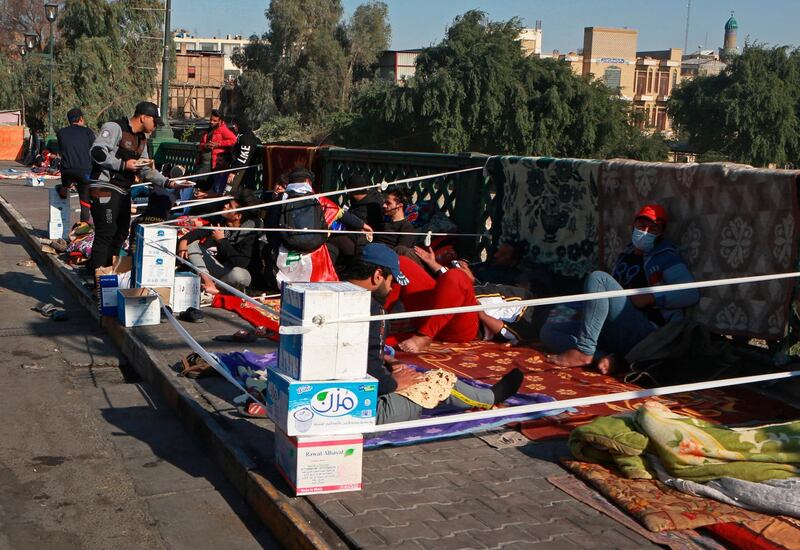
left=345, top=244, right=524, bottom=424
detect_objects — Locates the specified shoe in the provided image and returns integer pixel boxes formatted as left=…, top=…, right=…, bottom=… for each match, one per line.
left=199, top=291, right=215, bottom=306
left=178, top=307, right=204, bottom=323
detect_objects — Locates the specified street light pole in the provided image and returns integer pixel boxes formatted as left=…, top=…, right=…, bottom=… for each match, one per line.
left=44, top=3, right=59, bottom=140
left=160, top=0, right=171, bottom=125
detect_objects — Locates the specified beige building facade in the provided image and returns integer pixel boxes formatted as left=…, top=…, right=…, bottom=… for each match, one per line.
left=582, top=27, right=638, bottom=99
left=156, top=43, right=225, bottom=119
left=633, top=48, right=682, bottom=132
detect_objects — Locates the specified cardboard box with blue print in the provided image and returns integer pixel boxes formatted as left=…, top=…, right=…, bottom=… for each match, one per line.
left=274, top=428, right=363, bottom=495
left=117, top=287, right=170, bottom=327
left=278, top=282, right=371, bottom=381
left=170, top=272, right=200, bottom=313
left=266, top=369, right=378, bottom=436
left=134, top=225, right=177, bottom=288
left=95, top=256, right=132, bottom=316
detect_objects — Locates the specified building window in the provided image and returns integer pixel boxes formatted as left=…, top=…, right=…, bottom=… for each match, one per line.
left=200, top=42, right=217, bottom=52
left=635, top=70, right=647, bottom=95
left=658, top=72, right=670, bottom=96
left=646, top=70, right=653, bottom=93
left=603, top=66, right=622, bottom=92
left=672, top=71, right=677, bottom=90
left=187, top=66, right=196, bottom=79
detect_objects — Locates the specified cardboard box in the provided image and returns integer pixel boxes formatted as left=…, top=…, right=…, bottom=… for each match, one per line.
left=278, top=282, right=371, bottom=380
left=48, top=221, right=66, bottom=240
left=170, top=272, right=201, bottom=313
left=117, top=287, right=170, bottom=327
left=95, top=256, right=133, bottom=316
left=266, top=369, right=377, bottom=436
left=274, top=428, right=363, bottom=495
left=134, top=225, right=177, bottom=288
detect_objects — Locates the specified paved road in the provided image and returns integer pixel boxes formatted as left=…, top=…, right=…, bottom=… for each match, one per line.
left=0, top=214, right=277, bottom=549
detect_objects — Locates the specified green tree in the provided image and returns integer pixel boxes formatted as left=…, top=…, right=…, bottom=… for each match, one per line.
left=669, top=45, right=800, bottom=167
left=339, top=10, right=651, bottom=158
left=232, top=0, right=390, bottom=135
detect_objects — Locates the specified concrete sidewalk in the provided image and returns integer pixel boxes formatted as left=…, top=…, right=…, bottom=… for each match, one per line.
left=0, top=165, right=661, bottom=549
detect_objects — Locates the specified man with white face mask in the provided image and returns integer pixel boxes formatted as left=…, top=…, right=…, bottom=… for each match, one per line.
left=540, top=204, right=699, bottom=374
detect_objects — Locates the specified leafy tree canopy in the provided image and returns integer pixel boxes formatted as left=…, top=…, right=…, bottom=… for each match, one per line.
left=669, top=44, right=800, bottom=167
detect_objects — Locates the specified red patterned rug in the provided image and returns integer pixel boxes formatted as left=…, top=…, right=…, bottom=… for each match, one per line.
left=393, top=340, right=800, bottom=440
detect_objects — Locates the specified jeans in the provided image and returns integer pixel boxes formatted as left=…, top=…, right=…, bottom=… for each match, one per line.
left=539, top=271, right=656, bottom=358
left=90, top=188, right=131, bottom=270
left=60, top=169, right=92, bottom=222
left=187, top=240, right=251, bottom=288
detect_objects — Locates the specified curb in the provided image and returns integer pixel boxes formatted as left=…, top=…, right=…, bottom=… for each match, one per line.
left=0, top=194, right=345, bottom=550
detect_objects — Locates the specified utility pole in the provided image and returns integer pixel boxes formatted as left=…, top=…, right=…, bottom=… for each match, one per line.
left=683, top=0, right=691, bottom=53
left=152, top=0, right=177, bottom=149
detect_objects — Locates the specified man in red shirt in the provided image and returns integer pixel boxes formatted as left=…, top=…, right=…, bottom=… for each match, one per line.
left=189, top=110, right=237, bottom=202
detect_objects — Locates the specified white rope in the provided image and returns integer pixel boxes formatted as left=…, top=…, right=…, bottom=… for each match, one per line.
left=160, top=299, right=267, bottom=407
left=149, top=166, right=484, bottom=226
left=130, top=165, right=250, bottom=188
left=149, top=223, right=486, bottom=239
left=366, top=368, right=800, bottom=433
left=144, top=240, right=280, bottom=318
left=319, top=270, right=800, bottom=326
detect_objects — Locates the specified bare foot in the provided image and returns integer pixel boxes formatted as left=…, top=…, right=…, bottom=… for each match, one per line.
left=546, top=349, right=593, bottom=368
left=202, top=283, right=220, bottom=295
left=596, top=354, right=616, bottom=375
left=398, top=334, right=433, bottom=353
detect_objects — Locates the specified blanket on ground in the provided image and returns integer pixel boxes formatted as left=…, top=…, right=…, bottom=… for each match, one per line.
left=394, top=340, right=800, bottom=440
left=599, top=161, right=800, bottom=339
left=484, top=156, right=601, bottom=278
left=570, top=401, right=800, bottom=482
left=562, top=460, right=766, bottom=532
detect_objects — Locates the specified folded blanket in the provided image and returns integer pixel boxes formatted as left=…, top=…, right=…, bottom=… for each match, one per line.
left=569, top=401, right=800, bottom=482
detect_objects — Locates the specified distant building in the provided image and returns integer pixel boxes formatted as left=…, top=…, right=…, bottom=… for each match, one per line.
left=155, top=42, right=225, bottom=119
left=377, top=50, right=421, bottom=84
left=722, top=13, right=738, bottom=60
left=681, top=50, right=726, bottom=78
left=519, top=21, right=543, bottom=56
left=581, top=27, right=639, bottom=99
left=173, top=33, right=249, bottom=82
left=633, top=48, right=683, bottom=132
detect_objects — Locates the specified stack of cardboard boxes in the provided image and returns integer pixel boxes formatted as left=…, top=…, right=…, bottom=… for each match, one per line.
left=97, top=225, right=200, bottom=327
left=267, top=282, right=377, bottom=495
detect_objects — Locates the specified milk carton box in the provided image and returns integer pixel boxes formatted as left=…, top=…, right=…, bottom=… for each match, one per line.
left=134, top=225, right=177, bottom=288
left=170, top=272, right=201, bottom=313
left=117, top=287, right=170, bottom=327
left=48, top=187, right=70, bottom=239
left=266, top=369, right=377, bottom=436
left=98, top=272, right=131, bottom=316
left=278, top=282, right=371, bottom=380
left=274, top=428, right=363, bottom=495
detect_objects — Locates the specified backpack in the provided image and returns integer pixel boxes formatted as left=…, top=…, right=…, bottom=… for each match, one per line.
left=278, top=189, right=328, bottom=253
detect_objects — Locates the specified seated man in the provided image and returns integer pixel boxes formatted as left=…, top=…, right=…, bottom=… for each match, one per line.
left=471, top=241, right=526, bottom=286
left=375, top=187, right=416, bottom=250
left=345, top=243, right=523, bottom=424
left=541, top=204, right=699, bottom=374
left=177, top=190, right=261, bottom=295
left=395, top=247, right=481, bottom=352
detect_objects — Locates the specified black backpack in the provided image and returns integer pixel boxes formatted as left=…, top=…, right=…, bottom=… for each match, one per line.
left=278, top=190, right=327, bottom=253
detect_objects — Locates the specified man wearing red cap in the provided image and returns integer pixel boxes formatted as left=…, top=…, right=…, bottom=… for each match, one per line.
left=541, top=204, right=699, bottom=374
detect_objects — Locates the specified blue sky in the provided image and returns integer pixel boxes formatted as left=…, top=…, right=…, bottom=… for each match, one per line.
left=172, top=0, right=799, bottom=53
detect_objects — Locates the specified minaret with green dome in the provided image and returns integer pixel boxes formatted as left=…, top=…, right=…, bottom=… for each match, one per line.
left=723, top=11, right=738, bottom=59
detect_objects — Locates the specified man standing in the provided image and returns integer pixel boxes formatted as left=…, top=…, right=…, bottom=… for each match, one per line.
left=56, top=108, right=95, bottom=222
left=89, top=101, right=189, bottom=270
left=225, top=115, right=262, bottom=197
left=191, top=109, right=236, bottom=199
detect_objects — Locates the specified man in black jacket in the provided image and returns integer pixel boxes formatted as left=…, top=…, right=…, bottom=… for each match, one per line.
left=56, top=108, right=95, bottom=222
left=225, top=115, right=262, bottom=196
left=177, top=190, right=261, bottom=294
left=346, top=173, right=383, bottom=229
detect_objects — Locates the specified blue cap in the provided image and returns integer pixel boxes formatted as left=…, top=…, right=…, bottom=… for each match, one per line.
left=361, top=243, right=409, bottom=286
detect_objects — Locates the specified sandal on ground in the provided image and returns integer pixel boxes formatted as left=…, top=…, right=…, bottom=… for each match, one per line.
left=178, top=352, right=218, bottom=379
left=236, top=401, right=268, bottom=419
left=199, top=291, right=215, bottom=306
left=32, top=302, right=68, bottom=320
left=213, top=326, right=273, bottom=343
left=178, top=307, right=204, bottom=323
